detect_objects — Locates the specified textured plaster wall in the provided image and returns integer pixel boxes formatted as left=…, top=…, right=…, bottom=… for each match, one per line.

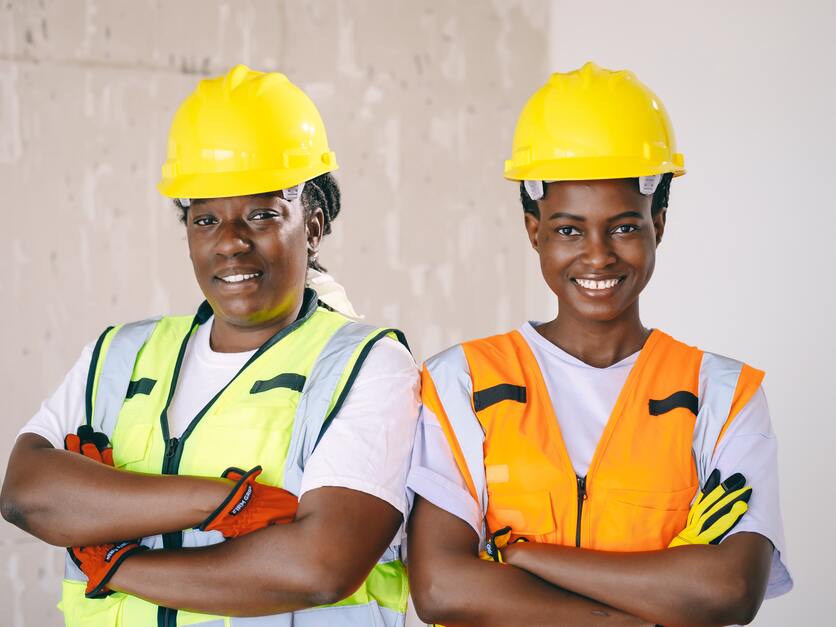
left=0, top=1, right=548, bottom=625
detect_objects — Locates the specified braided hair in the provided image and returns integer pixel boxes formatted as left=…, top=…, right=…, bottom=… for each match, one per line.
left=519, top=173, right=673, bottom=219
left=174, top=172, right=342, bottom=272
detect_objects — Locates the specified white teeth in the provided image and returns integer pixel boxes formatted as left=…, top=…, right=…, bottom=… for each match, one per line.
left=220, top=273, right=259, bottom=283
left=576, top=278, right=620, bottom=290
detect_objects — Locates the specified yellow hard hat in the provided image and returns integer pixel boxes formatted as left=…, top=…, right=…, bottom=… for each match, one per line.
left=504, top=62, right=685, bottom=187
left=158, top=65, right=337, bottom=199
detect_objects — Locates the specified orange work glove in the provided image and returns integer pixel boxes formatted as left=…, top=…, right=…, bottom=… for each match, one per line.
left=64, top=425, right=114, bottom=466
left=197, top=465, right=298, bottom=538
left=68, top=540, right=148, bottom=598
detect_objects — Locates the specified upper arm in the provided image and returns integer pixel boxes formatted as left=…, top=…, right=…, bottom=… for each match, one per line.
left=709, top=386, right=793, bottom=598
left=290, top=486, right=403, bottom=596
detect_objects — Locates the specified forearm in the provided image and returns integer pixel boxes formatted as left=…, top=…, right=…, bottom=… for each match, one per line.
left=413, top=554, right=652, bottom=627
left=1, top=435, right=229, bottom=546
left=503, top=534, right=771, bottom=626
left=108, top=488, right=400, bottom=616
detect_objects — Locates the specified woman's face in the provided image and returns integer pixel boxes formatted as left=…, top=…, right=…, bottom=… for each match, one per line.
left=185, top=192, right=322, bottom=330
left=524, top=179, right=666, bottom=323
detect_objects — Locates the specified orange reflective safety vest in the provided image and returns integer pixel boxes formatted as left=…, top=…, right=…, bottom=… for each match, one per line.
left=422, top=329, right=763, bottom=551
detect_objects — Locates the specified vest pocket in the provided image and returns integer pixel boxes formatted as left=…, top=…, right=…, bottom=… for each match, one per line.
left=60, top=579, right=125, bottom=624
left=112, top=423, right=153, bottom=469
left=486, top=489, right=556, bottom=542
left=601, top=483, right=697, bottom=551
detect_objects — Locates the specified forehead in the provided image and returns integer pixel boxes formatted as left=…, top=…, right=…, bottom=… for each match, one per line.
left=541, top=179, right=650, bottom=217
left=191, top=192, right=286, bottom=210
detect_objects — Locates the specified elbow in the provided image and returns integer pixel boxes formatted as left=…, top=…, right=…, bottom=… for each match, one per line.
left=0, top=484, right=32, bottom=532
left=704, top=572, right=765, bottom=626
left=280, top=561, right=366, bottom=608
left=409, top=567, right=459, bottom=625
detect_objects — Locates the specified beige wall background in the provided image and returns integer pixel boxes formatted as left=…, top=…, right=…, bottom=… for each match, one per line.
left=3, top=0, right=832, bottom=625
left=0, top=1, right=548, bottom=625
left=547, top=1, right=836, bottom=625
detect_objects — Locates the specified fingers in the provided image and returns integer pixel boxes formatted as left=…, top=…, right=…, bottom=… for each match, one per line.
left=64, top=433, right=81, bottom=454
left=706, top=499, right=749, bottom=545
left=81, top=442, right=105, bottom=464
left=702, top=468, right=721, bottom=496
left=699, top=486, right=752, bottom=534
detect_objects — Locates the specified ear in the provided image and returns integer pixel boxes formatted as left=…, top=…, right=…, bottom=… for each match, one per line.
left=523, top=212, right=541, bottom=252
left=652, top=207, right=667, bottom=247
left=305, top=206, right=325, bottom=259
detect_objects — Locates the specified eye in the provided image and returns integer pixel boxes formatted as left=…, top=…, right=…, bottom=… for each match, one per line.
left=192, top=215, right=217, bottom=227
left=556, top=225, right=581, bottom=236
left=249, top=209, right=280, bottom=221
left=612, top=224, right=639, bottom=234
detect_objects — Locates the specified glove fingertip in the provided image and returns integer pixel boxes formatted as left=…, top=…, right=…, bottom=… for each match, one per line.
left=221, top=466, right=247, bottom=479
left=703, top=468, right=721, bottom=494
left=722, top=472, right=747, bottom=491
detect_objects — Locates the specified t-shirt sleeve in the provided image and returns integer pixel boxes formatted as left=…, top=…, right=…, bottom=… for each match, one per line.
left=299, top=337, right=420, bottom=517
left=17, top=341, right=94, bottom=449
left=406, top=402, right=483, bottom=538
left=709, top=386, right=794, bottom=599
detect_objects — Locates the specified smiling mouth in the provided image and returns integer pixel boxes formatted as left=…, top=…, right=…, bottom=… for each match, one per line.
left=216, top=271, right=263, bottom=284
left=572, top=277, right=624, bottom=290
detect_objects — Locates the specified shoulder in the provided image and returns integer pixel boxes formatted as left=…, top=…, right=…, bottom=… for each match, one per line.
left=354, top=335, right=417, bottom=382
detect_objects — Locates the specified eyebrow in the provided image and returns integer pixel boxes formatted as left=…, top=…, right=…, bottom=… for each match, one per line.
left=547, top=211, right=586, bottom=221
left=546, top=210, right=646, bottom=221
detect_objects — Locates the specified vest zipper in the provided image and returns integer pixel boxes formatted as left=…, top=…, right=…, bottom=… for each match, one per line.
left=158, top=436, right=182, bottom=627
left=575, top=475, right=587, bottom=548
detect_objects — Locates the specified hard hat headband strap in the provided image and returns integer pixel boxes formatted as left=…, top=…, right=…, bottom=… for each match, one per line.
left=523, top=175, right=662, bottom=203
left=176, top=181, right=306, bottom=208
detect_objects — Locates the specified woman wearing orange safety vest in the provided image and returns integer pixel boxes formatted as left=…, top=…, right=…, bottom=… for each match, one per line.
left=1, top=66, right=417, bottom=626
left=407, top=63, right=792, bottom=626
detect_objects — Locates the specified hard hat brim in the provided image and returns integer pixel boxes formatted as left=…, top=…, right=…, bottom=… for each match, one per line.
left=158, top=161, right=339, bottom=200
left=504, top=156, right=685, bottom=183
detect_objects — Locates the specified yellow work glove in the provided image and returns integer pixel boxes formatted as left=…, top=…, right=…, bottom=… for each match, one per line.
left=479, top=526, right=528, bottom=563
left=669, top=468, right=752, bottom=547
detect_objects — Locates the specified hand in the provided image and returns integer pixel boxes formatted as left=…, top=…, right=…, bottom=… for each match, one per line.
left=64, top=425, right=114, bottom=466
left=68, top=540, right=148, bottom=598
left=480, top=526, right=528, bottom=563
left=668, top=468, right=752, bottom=547
left=198, top=466, right=298, bottom=538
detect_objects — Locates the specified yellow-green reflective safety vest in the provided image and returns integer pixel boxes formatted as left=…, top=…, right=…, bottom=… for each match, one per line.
left=60, top=289, right=410, bottom=627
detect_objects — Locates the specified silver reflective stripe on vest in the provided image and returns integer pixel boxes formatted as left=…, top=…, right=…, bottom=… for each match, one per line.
left=283, top=321, right=380, bottom=496
left=92, top=318, right=161, bottom=437
left=226, top=603, right=404, bottom=627
left=425, top=345, right=488, bottom=542
left=693, top=352, right=744, bottom=486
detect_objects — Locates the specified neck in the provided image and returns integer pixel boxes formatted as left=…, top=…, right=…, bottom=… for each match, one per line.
left=208, top=298, right=306, bottom=353
left=537, top=303, right=650, bottom=368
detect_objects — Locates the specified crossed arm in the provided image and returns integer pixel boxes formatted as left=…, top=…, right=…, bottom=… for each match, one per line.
left=408, top=496, right=772, bottom=627
left=0, top=433, right=402, bottom=616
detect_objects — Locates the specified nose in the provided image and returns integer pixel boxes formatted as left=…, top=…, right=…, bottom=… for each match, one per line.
left=214, top=219, right=253, bottom=257
left=581, top=231, right=616, bottom=269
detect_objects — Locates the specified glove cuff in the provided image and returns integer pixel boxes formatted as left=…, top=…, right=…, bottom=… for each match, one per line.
left=86, top=542, right=148, bottom=599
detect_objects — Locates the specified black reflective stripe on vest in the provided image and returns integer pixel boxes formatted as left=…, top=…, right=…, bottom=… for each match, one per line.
left=85, top=326, right=114, bottom=426
left=473, top=384, right=527, bottom=412
left=250, top=373, right=306, bottom=394
left=125, top=378, right=157, bottom=399
left=648, top=391, right=699, bottom=417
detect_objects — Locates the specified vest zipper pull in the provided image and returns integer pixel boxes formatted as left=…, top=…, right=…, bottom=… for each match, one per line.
left=575, top=475, right=587, bottom=548
left=165, top=437, right=179, bottom=459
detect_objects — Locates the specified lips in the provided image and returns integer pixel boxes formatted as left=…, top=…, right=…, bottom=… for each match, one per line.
left=570, top=276, right=625, bottom=293
left=214, top=268, right=264, bottom=285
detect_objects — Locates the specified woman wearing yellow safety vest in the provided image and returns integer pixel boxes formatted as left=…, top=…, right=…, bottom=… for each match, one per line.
left=407, top=63, right=792, bottom=626
left=1, top=66, right=418, bottom=626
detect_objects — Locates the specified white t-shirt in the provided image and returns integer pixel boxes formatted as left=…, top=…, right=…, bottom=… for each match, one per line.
left=20, top=315, right=420, bottom=527
left=407, top=322, right=793, bottom=599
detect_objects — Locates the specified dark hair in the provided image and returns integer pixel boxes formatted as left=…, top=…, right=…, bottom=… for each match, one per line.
left=174, top=172, right=341, bottom=272
left=519, top=173, right=674, bottom=218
